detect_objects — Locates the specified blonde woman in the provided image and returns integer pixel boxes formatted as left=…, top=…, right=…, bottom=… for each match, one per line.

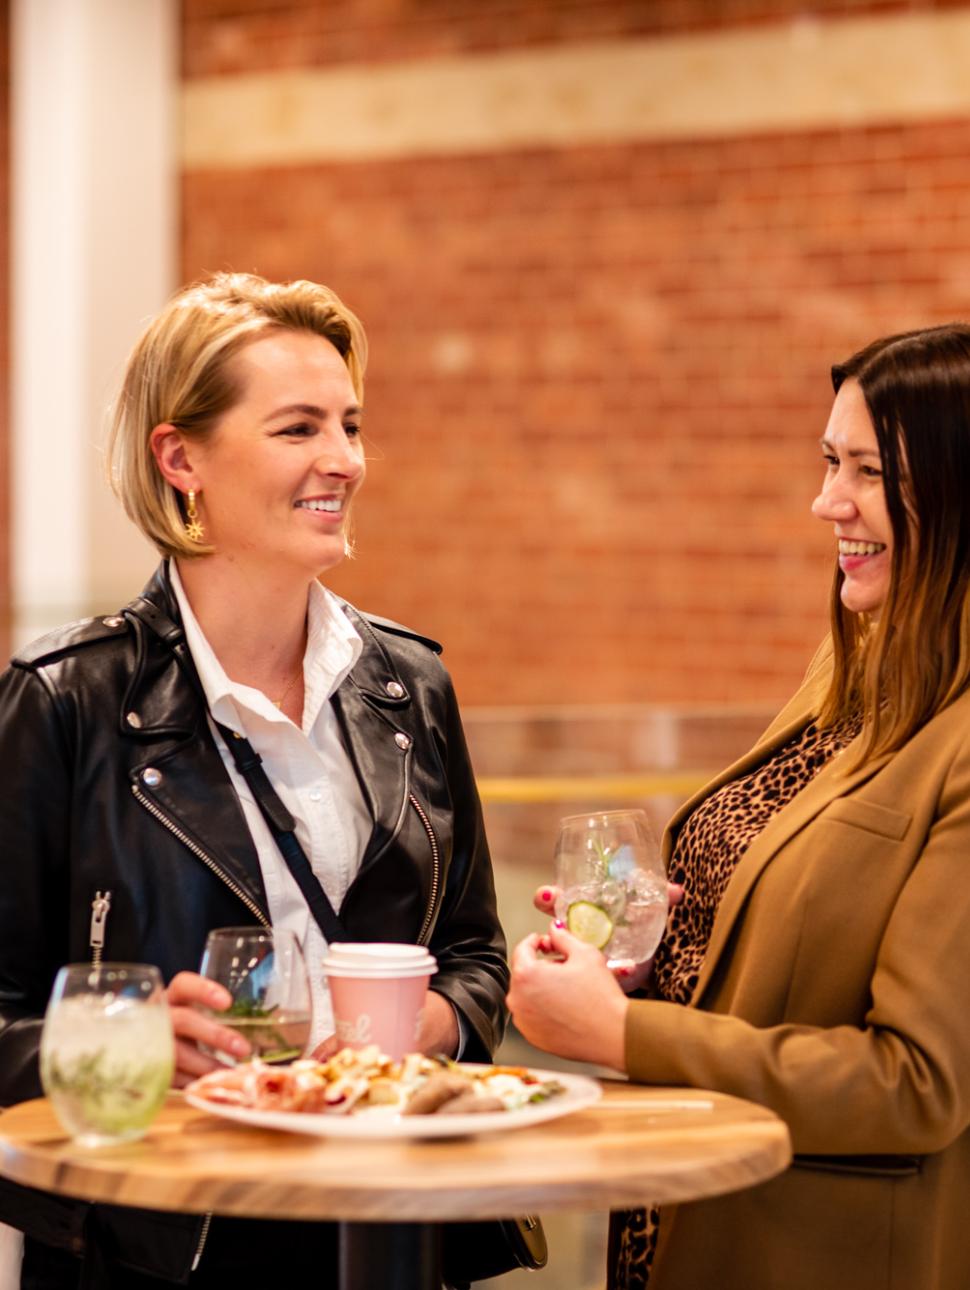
left=0, top=274, right=507, bottom=1287
left=510, top=325, right=970, bottom=1290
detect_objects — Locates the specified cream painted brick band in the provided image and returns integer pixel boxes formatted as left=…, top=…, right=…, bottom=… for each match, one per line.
left=183, top=10, right=970, bottom=168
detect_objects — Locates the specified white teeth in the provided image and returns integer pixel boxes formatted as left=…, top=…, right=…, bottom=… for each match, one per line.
left=297, top=499, right=341, bottom=512
left=838, top=539, right=886, bottom=557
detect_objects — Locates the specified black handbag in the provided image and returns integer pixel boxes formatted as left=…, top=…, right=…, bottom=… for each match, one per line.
left=217, top=724, right=549, bottom=1286
left=442, top=1215, right=548, bottom=1287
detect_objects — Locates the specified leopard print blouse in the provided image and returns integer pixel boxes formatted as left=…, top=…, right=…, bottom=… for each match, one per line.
left=609, top=714, right=862, bottom=1290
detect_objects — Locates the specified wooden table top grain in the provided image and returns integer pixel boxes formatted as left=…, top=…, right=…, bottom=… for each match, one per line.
left=0, top=1082, right=791, bottom=1222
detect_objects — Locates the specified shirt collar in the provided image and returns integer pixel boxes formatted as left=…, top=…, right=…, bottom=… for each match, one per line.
left=169, top=562, right=362, bottom=733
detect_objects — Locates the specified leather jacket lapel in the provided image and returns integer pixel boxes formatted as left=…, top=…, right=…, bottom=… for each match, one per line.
left=121, top=567, right=269, bottom=920
left=130, top=734, right=270, bottom=921
left=331, top=607, right=415, bottom=876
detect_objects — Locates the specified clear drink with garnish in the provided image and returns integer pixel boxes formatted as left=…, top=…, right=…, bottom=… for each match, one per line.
left=198, top=927, right=312, bottom=1064
left=40, top=963, right=174, bottom=1147
left=554, top=810, right=668, bottom=969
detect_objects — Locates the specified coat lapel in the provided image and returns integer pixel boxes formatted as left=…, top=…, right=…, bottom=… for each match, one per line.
left=661, top=663, right=832, bottom=872
left=681, top=677, right=894, bottom=1006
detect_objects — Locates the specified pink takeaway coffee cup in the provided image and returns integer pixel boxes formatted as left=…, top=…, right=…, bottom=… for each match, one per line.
left=322, top=943, right=437, bottom=1060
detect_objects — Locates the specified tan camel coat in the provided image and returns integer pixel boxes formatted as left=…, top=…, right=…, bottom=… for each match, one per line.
left=626, top=644, right=970, bottom=1290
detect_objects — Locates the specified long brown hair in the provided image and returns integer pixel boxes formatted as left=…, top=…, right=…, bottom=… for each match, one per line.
left=820, top=324, right=970, bottom=760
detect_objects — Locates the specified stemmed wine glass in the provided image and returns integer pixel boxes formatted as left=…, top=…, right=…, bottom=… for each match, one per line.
left=554, top=809, right=668, bottom=969
left=198, top=927, right=312, bottom=1064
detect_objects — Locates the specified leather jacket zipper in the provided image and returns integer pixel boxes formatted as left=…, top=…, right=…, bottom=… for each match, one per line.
left=131, top=784, right=263, bottom=1275
left=409, top=793, right=440, bottom=945
left=131, top=783, right=269, bottom=926
left=89, top=891, right=111, bottom=968
left=191, top=1212, right=213, bottom=1272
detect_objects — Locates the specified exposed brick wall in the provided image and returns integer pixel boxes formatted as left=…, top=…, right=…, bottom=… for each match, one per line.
left=182, top=117, right=970, bottom=706
left=181, top=0, right=970, bottom=75
left=0, top=0, right=9, bottom=660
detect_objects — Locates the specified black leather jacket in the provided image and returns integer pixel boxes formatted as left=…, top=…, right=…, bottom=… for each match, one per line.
left=0, top=564, right=507, bottom=1279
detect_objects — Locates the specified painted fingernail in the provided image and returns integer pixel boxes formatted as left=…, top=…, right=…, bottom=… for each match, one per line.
left=553, top=919, right=565, bottom=929
left=540, top=889, right=553, bottom=902
left=231, top=1038, right=249, bottom=1055
left=618, top=966, right=631, bottom=978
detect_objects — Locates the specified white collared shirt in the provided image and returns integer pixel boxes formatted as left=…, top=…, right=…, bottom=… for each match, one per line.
left=170, top=562, right=371, bottom=1049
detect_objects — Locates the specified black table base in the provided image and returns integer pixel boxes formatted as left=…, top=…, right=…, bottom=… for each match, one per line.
left=339, top=1221, right=442, bottom=1290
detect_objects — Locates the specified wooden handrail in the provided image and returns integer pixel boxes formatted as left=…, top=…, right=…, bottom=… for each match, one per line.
left=476, top=772, right=712, bottom=804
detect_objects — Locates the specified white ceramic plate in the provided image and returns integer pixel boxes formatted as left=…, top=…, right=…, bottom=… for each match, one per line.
left=184, top=1065, right=602, bottom=1139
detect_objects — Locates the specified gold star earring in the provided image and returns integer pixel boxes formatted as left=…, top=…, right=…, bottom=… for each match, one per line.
left=185, top=490, right=204, bottom=542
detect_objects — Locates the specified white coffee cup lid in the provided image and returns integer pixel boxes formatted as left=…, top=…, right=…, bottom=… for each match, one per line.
left=322, top=942, right=437, bottom=977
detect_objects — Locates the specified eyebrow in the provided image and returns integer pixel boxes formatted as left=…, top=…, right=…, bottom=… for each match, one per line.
left=819, top=437, right=880, bottom=459
left=263, top=402, right=363, bottom=423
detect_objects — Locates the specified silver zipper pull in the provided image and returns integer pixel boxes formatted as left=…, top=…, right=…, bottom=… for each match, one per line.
left=90, top=890, right=112, bottom=963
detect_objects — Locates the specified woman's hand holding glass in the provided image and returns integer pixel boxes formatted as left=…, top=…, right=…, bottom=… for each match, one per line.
left=165, top=972, right=250, bottom=1086
left=197, top=928, right=312, bottom=1066
left=165, top=927, right=312, bottom=1085
left=508, top=923, right=629, bottom=1070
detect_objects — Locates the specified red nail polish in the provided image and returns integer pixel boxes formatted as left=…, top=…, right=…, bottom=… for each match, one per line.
left=553, top=919, right=565, bottom=929
left=540, top=889, right=552, bottom=902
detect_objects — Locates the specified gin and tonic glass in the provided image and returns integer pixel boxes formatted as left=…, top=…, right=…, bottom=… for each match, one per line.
left=554, top=809, right=668, bottom=969
left=40, top=963, right=174, bottom=1147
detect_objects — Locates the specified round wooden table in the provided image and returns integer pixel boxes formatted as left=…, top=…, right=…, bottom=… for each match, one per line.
left=0, top=1082, right=791, bottom=1289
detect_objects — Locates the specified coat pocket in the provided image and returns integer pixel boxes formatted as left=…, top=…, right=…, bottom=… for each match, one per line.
left=819, top=798, right=911, bottom=841
left=794, top=1152, right=922, bottom=1178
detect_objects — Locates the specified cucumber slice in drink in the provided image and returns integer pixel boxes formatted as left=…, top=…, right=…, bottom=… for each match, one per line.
left=566, top=900, right=614, bottom=950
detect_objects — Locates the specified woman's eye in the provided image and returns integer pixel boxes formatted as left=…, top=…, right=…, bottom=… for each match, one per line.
left=277, top=423, right=314, bottom=438
left=344, top=423, right=362, bottom=439
left=822, top=453, right=839, bottom=468
left=860, top=465, right=883, bottom=478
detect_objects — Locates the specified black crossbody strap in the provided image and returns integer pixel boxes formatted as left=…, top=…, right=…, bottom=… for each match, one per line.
left=214, top=720, right=352, bottom=945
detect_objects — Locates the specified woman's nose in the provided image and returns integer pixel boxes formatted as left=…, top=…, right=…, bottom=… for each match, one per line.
left=811, top=478, right=856, bottom=523
left=316, top=432, right=363, bottom=479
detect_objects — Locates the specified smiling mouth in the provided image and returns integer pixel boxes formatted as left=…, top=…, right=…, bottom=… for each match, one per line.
left=296, top=499, right=342, bottom=513
left=838, top=539, right=886, bottom=556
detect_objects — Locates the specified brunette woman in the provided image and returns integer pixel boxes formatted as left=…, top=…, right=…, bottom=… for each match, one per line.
left=509, top=324, right=970, bottom=1290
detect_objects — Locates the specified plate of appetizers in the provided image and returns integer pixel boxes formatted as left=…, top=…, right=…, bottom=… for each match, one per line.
left=184, top=1045, right=601, bottom=1138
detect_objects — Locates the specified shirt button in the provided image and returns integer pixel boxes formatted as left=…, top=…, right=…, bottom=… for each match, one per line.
left=142, top=767, right=163, bottom=788
left=394, top=732, right=411, bottom=751
left=308, top=789, right=322, bottom=802
left=385, top=681, right=405, bottom=699
left=102, top=616, right=124, bottom=628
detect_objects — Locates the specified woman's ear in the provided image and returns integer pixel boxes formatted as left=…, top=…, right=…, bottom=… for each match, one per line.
left=150, top=424, right=200, bottom=494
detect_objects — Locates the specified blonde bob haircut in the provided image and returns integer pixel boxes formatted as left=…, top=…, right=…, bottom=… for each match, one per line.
left=107, top=272, right=367, bottom=559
